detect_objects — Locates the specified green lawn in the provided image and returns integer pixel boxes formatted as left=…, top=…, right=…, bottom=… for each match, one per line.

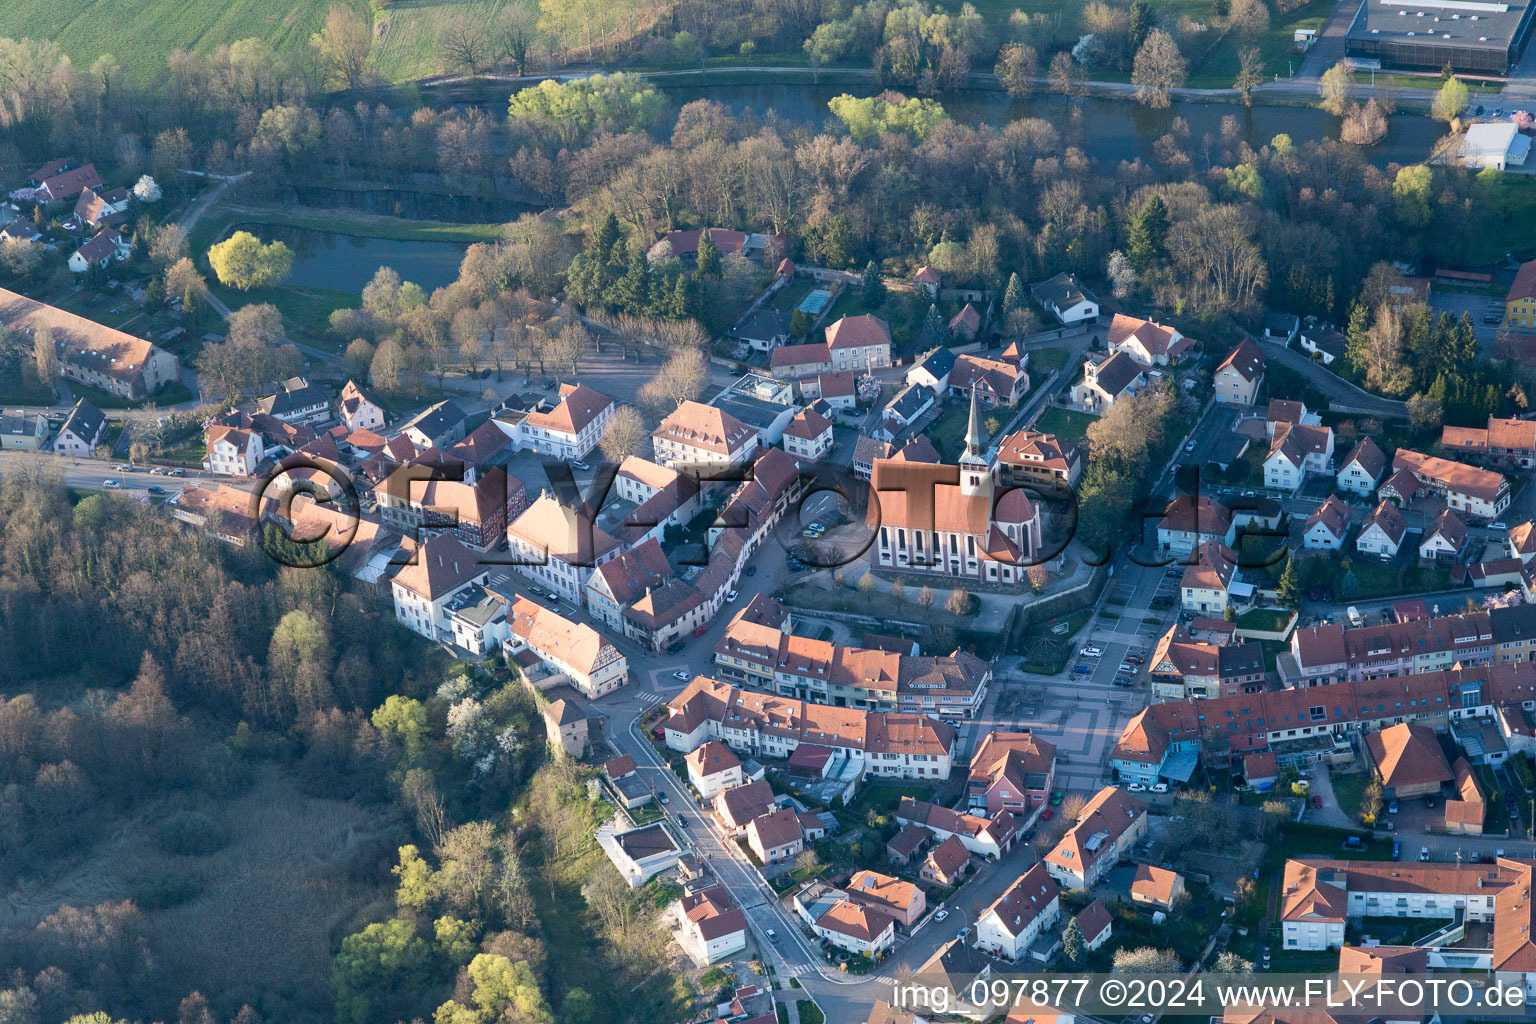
left=208, top=280, right=358, bottom=353
left=1188, top=0, right=1337, bottom=88
left=1030, top=346, right=1069, bottom=373
left=1345, top=562, right=1454, bottom=601
left=1331, top=771, right=1369, bottom=827
left=1236, top=608, right=1293, bottom=632
left=1032, top=406, right=1096, bottom=445
left=190, top=206, right=508, bottom=262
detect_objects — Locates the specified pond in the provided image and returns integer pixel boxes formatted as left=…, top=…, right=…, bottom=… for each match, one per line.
left=238, top=224, right=469, bottom=294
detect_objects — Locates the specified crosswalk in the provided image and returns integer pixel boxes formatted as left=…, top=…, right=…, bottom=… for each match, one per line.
left=636, top=691, right=661, bottom=709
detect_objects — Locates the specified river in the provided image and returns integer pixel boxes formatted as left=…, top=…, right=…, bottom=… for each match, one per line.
left=237, top=224, right=468, bottom=294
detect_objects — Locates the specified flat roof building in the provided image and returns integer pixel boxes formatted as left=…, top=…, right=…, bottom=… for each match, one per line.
left=1345, top=0, right=1536, bottom=74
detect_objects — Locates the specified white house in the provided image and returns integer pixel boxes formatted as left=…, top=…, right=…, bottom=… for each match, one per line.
left=203, top=424, right=263, bottom=477
left=811, top=900, right=896, bottom=958
left=67, top=226, right=128, bottom=273
left=1106, top=313, right=1192, bottom=366
left=51, top=398, right=106, bottom=457
left=444, top=586, right=510, bottom=655
left=1071, top=352, right=1146, bottom=414
left=505, top=596, right=629, bottom=699
left=1303, top=495, right=1350, bottom=550
left=507, top=383, right=614, bottom=460
left=652, top=400, right=758, bottom=474
left=1031, top=273, right=1099, bottom=325
left=1264, top=423, right=1334, bottom=492
left=1357, top=500, right=1409, bottom=560
left=974, top=863, right=1060, bottom=961
left=1181, top=542, right=1240, bottom=616
left=389, top=535, right=490, bottom=644
left=1419, top=509, right=1468, bottom=565
left=506, top=494, right=621, bottom=605
left=673, top=886, right=748, bottom=966
left=1337, top=437, right=1387, bottom=497
left=685, top=740, right=744, bottom=799
left=782, top=405, right=834, bottom=460
left=337, top=379, right=386, bottom=433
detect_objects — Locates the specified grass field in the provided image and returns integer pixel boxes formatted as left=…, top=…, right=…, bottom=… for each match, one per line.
left=1032, top=406, right=1096, bottom=445
left=370, top=0, right=529, bottom=82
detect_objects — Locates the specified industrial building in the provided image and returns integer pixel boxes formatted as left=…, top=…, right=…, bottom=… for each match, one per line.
left=1345, top=0, right=1536, bottom=75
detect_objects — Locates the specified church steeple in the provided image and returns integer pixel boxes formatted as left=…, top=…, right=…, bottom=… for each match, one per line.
left=960, top=389, right=989, bottom=496
left=964, top=389, right=984, bottom=458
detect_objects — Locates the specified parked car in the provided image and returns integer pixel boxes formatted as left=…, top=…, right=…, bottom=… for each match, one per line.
left=673, top=670, right=690, bottom=681
left=1127, top=783, right=1148, bottom=793
left=1151, top=783, right=1169, bottom=793
left=1125, top=654, right=1145, bottom=665
left=1081, top=646, right=1103, bottom=658
left=1119, top=662, right=1136, bottom=673
left=745, top=565, right=756, bottom=576
left=1312, top=795, right=1323, bottom=809
left=1388, top=800, right=1399, bottom=815
left=677, top=816, right=689, bottom=828
left=1113, top=678, right=1133, bottom=688
left=933, top=909, right=949, bottom=923
left=1040, top=808, right=1054, bottom=820
left=572, top=460, right=590, bottom=471
left=168, top=468, right=185, bottom=476
left=766, top=929, right=778, bottom=942
left=1050, top=791, right=1064, bottom=805
left=1419, top=847, right=1430, bottom=861
left=658, top=792, right=669, bottom=804
left=666, top=641, right=685, bottom=655
left=726, top=590, right=739, bottom=602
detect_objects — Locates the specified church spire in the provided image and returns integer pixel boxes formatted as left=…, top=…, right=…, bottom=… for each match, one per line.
left=964, top=388, right=984, bottom=457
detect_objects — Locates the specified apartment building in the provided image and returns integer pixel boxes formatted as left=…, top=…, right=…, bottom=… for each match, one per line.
left=1042, top=786, right=1149, bottom=889
left=1392, top=449, right=1510, bottom=520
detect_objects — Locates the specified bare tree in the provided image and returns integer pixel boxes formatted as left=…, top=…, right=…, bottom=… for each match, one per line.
left=637, top=347, right=709, bottom=414
left=1131, top=30, right=1186, bottom=109
left=1166, top=205, right=1268, bottom=313
left=1340, top=100, right=1388, bottom=146
left=547, top=322, right=592, bottom=377
left=1234, top=47, right=1264, bottom=107
left=438, top=17, right=491, bottom=77
left=1362, top=304, right=1413, bottom=395
left=1318, top=63, right=1353, bottom=115
left=32, top=326, right=56, bottom=383
left=1229, top=0, right=1271, bottom=37
left=597, top=405, right=648, bottom=463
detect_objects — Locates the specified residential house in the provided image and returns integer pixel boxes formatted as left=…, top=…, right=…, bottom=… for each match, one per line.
left=399, top=400, right=467, bottom=450
left=0, top=411, right=47, bottom=450
left=1357, top=500, right=1410, bottom=560
left=1149, top=624, right=1265, bottom=700
left=514, top=383, right=614, bottom=460
left=920, top=836, right=971, bottom=886
left=663, top=676, right=956, bottom=781
left=992, top=429, right=1082, bottom=494
left=337, top=379, right=385, bottom=433
left=888, top=824, right=932, bottom=867
left=1106, top=313, right=1192, bottom=366
left=1130, top=865, right=1185, bottom=911
left=769, top=342, right=832, bottom=378
left=1075, top=900, right=1113, bottom=951
left=1440, top=417, right=1536, bottom=470
left=1264, top=313, right=1300, bottom=343
left=167, top=484, right=261, bottom=547
left=1243, top=751, right=1279, bottom=791
left=1391, top=449, right=1510, bottom=520
left=875, top=383, right=936, bottom=440
left=1419, top=509, right=1469, bottom=565
left=1286, top=609, right=1498, bottom=685
left=715, top=780, right=777, bottom=834
left=782, top=404, right=834, bottom=460
left=913, top=265, right=941, bottom=296
left=33, top=163, right=102, bottom=203
left=1070, top=352, right=1146, bottom=413
left=975, top=863, right=1060, bottom=961
left=506, top=493, right=621, bottom=604
left=1031, top=273, right=1099, bottom=324
left=1264, top=422, right=1335, bottom=492
left=601, top=822, right=681, bottom=888
left=853, top=434, right=939, bottom=481
left=67, top=227, right=128, bottom=272
left=652, top=400, right=758, bottom=474
left=1180, top=541, right=1242, bottom=616
left=673, top=886, right=748, bottom=966
left=1509, top=522, right=1536, bottom=565
left=812, top=899, right=896, bottom=957
left=868, top=399, right=1040, bottom=587
left=685, top=740, right=744, bottom=799
left=389, top=534, right=490, bottom=643
left=1042, top=786, right=1149, bottom=889
left=746, top=807, right=804, bottom=864
left=825, top=314, right=892, bottom=371
left=50, top=398, right=106, bottom=456
left=950, top=353, right=1028, bottom=406
left=1156, top=495, right=1236, bottom=557
left=949, top=303, right=981, bottom=340
left=1266, top=399, right=1319, bottom=436
left=1365, top=721, right=1452, bottom=798
left=1303, top=495, right=1351, bottom=550
left=846, top=870, right=926, bottom=929
left=376, top=466, right=521, bottom=551
left=256, top=376, right=330, bottom=428
left=736, top=308, right=790, bottom=352
left=448, top=421, right=516, bottom=479
left=1337, top=437, right=1388, bottom=496
left=1446, top=756, right=1486, bottom=835
left=1507, top=259, right=1536, bottom=329
left=1213, top=340, right=1265, bottom=404
left=585, top=537, right=674, bottom=635
left=203, top=424, right=263, bottom=477
left=444, top=585, right=510, bottom=655
left=895, top=798, right=1017, bottom=860
left=907, top=347, right=957, bottom=393
left=541, top=698, right=588, bottom=757
left=967, top=730, right=1057, bottom=816
left=505, top=595, right=628, bottom=699
left=71, top=186, right=128, bottom=230
left=808, top=370, right=856, bottom=412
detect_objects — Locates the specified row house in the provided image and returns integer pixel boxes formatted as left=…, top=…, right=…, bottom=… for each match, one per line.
left=506, top=493, right=622, bottom=605
left=1288, top=611, right=1495, bottom=686
left=585, top=538, right=674, bottom=636
left=1149, top=623, right=1265, bottom=700
left=1391, top=449, right=1510, bottom=520
left=1441, top=416, right=1536, bottom=470
left=504, top=595, right=628, bottom=699
left=1112, top=661, right=1536, bottom=782
left=256, top=376, right=330, bottom=428
left=1042, top=786, right=1149, bottom=890
left=663, top=676, right=956, bottom=781
left=769, top=341, right=832, bottom=378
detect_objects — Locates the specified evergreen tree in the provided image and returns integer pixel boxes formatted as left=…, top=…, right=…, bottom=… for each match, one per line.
left=607, top=255, right=649, bottom=313
left=1127, top=0, right=1154, bottom=66
left=590, top=212, right=620, bottom=261
left=1277, top=557, right=1300, bottom=610
left=919, top=304, right=947, bottom=349
left=1002, top=272, right=1025, bottom=314
left=696, top=230, right=721, bottom=277
left=672, top=273, right=697, bottom=318
left=1062, top=917, right=1085, bottom=967
left=861, top=260, right=886, bottom=308
left=1342, top=302, right=1371, bottom=379
left=1126, top=195, right=1169, bottom=271
left=788, top=308, right=811, bottom=337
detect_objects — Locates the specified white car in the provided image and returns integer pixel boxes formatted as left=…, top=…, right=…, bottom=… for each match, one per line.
left=1151, top=782, right=1169, bottom=793
left=933, top=909, right=949, bottom=923
left=1127, top=783, right=1148, bottom=793
left=1419, top=847, right=1431, bottom=862
left=726, top=590, right=739, bottom=602
left=1081, top=646, right=1103, bottom=658
left=673, top=670, right=690, bottom=681
left=102, top=479, right=121, bottom=489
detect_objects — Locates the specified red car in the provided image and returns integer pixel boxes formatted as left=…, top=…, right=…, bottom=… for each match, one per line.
left=1040, top=808, right=1054, bottom=820
left=1312, top=795, right=1323, bottom=809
